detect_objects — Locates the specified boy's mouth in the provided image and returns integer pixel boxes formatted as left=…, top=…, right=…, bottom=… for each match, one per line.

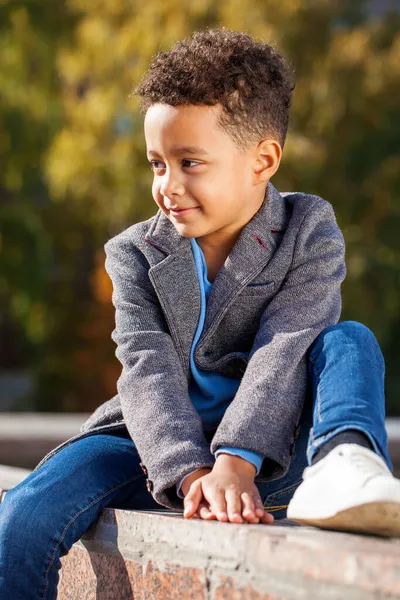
left=169, top=207, right=199, bottom=216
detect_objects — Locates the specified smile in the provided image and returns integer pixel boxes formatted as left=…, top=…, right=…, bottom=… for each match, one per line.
left=169, top=207, right=199, bottom=216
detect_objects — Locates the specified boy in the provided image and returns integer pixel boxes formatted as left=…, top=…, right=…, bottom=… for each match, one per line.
left=1, top=26, right=399, bottom=599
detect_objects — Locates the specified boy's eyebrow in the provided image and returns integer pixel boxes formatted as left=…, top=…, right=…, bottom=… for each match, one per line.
left=147, top=145, right=210, bottom=157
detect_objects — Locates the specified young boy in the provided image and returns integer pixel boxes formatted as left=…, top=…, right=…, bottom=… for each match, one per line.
left=1, top=26, right=400, bottom=599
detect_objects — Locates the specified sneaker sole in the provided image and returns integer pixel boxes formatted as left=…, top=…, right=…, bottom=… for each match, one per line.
left=289, top=501, right=400, bottom=537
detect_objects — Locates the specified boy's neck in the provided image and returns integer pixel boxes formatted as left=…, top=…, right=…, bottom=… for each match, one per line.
left=195, top=230, right=242, bottom=284
left=196, top=231, right=239, bottom=258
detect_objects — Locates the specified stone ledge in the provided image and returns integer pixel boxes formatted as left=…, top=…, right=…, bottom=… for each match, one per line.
left=2, top=465, right=400, bottom=598
left=58, top=508, right=400, bottom=599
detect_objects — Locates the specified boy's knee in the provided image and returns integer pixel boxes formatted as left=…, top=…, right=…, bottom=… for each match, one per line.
left=327, top=320, right=378, bottom=344
left=0, top=484, right=52, bottom=543
left=314, top=320, right=383, bottom=361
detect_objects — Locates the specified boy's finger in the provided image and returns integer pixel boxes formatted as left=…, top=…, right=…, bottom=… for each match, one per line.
left=189, top=501, right=215, bottom=520
left=198, top=502, right=216, bottom=520
left=260, top=511, right=275, bottom=525
left=225, top=489, right=244, bottom=523
left=209, top=489, right=229, bottom=522
left=254, top=495, right=266, bottom=518
left=183, top=481, right=202, bottom=518
left=240, top=492, right=259, bottom=523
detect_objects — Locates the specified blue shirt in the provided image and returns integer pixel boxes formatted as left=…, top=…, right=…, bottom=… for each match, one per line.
left=176, top=238, right=263, bottom=497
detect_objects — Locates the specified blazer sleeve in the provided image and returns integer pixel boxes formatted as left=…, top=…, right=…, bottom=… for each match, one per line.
left=105, top=235, right=214, bottom=509
left=210, top=198, right=347, bottom=482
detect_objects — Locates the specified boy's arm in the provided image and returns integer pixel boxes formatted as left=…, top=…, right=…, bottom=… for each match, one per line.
left=105, top=234, right=214, bottom=509
left=210, top=198, right=346, bottom=481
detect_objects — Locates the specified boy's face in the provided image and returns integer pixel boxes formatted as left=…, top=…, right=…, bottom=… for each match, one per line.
left=144, top=103, right=277, bottom=247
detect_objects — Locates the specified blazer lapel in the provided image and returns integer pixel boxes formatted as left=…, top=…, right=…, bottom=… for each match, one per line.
left=201, top=181, right=289, bottom=338
left=145, top=211, right=201, bottom=376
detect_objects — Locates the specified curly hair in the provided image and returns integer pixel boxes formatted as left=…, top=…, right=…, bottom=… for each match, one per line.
left=133, top=26, right=295, bottom=152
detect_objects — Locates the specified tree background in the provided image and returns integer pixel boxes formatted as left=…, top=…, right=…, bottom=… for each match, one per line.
left=1, top=0, right=399, bottom=415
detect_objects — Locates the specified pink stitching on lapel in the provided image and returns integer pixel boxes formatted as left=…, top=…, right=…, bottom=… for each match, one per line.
left=144, top=236, right=161, bottom=250
left=253, top=233, right=268, bottom=250
left=271, top=229, right=283, bottom=233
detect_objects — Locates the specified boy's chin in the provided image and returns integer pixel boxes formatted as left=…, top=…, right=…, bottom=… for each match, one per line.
left=171, top=222, right=204, bottom=238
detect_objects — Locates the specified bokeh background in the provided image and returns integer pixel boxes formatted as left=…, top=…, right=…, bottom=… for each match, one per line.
left=1, top=0, right=400, bottom=418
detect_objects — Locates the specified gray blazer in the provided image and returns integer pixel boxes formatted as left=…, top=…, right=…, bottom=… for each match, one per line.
left=78, top=181, right=346, bottom=509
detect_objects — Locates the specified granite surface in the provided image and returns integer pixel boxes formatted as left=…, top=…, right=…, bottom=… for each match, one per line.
left=57, top=508, right=400, bottom=599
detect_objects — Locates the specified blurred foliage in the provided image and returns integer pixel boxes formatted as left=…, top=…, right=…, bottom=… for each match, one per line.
left=1, top=0, right=399, bottom=413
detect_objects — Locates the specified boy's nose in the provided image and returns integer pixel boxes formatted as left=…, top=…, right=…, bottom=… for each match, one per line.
left=160, top=172, right=185, bottom=198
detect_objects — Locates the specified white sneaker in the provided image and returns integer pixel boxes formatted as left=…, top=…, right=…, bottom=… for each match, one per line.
left=286, top=443, right=400, bottom=537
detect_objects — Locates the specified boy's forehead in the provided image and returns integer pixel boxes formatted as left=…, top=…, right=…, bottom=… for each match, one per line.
left=144, top=103, right=226, bottom=154
left=145, top=102, right=220, bottom=125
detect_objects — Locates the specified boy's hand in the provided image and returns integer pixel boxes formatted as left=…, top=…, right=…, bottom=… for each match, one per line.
left=183, top=454, right=274, bottom=525
left=181, top=467, right=213, bottom=519
left=181, top=467, right=212, bottom=497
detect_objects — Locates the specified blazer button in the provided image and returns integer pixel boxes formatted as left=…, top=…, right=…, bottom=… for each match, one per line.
left=146, top=479, right=153, bottom=493
left=139, top=462, right=148, bottom=476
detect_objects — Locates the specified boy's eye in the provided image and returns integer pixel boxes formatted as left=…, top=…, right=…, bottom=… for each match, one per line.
left=149, top=160, right=163, bottom=171
left=149, top=159, right=200, bottom=171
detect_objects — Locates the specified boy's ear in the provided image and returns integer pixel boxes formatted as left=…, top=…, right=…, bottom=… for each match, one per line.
left=252, top=139, right=282, bottom=184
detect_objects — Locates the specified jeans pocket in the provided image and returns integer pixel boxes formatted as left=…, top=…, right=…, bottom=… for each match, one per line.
left=262, top=478, right=303, bottom=520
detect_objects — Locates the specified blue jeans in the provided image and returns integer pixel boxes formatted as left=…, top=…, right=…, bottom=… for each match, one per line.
left=0, top=321, right=392, bottom=599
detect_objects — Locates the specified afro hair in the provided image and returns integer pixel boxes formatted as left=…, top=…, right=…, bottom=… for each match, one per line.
left=133, top=26, right=295, bottom=152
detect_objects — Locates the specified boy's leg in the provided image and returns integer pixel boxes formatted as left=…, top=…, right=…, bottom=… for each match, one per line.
left=287, top=320, right=400, bottom=536
left=0, top=430, right=161, bottom=600
left=306, top=320, right=391, bottom=466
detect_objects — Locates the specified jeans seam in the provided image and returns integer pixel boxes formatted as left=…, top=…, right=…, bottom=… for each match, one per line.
left=41, top=473, right=143, bottom=600
left=263, top=478, right=303, bottom=504
left=316, top=378, right=323, bottom=422
left=263, top=504, right=289, bottom=512
left=307, top=431, right=329, bottom=462
left=309, top=355, right=323, bottom=423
